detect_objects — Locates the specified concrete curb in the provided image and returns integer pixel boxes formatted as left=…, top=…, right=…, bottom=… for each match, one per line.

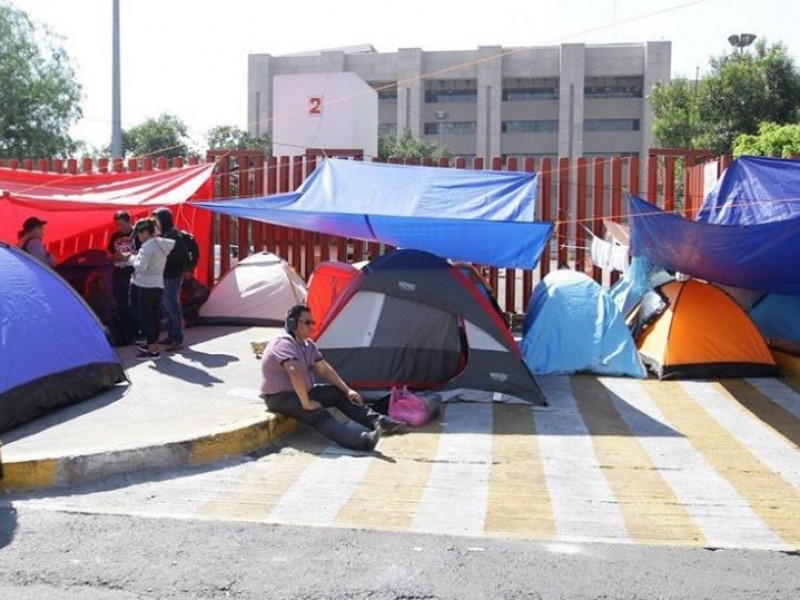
left=0, top=413, right=297, bottom=493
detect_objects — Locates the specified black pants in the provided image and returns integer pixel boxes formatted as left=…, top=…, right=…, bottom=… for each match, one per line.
left=264, top=385, right=386, bottom=450
left=138, top=286, right=164, bottom=345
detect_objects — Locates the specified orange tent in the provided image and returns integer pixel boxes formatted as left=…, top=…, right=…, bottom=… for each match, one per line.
left=628, top=279, right=777, bottom=380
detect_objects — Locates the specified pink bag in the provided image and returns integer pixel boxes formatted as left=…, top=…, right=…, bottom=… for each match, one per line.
left=388, top=385, right=431, bottom=427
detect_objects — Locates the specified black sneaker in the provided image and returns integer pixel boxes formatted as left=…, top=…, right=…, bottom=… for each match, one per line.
left=136, top=349, right=161, bottom=360
left=362, top=427, right=383, bottom=451
left=378, top=417, right=406, bottom=434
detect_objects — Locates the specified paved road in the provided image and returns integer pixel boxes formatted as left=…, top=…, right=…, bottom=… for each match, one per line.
left=7, top=375, right=800, bottom=552
left=1, top=506, right=799, bottom=599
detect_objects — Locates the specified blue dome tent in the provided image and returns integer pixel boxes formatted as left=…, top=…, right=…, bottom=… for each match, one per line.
left=521, top=270, right=646, bottom=378
left=0, top=243, right=125, bottom=433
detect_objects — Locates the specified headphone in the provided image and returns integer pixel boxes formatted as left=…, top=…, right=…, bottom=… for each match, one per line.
left=285, top=303, right=311, bottom=334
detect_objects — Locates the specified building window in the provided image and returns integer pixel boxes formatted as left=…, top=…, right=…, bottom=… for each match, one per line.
left=584, top=76, right=644, bottom=99
left=501, top=120, right=559, bottom=133
left=424, top=89, right=478, bottom=103
left=371, top=81, right=398, bottom=101
left=423, top=121, right=477, bottom=135
left=378, top=123, right=397, bottom=137
left=584, top=119, right=641, bottom=132
left=502, top=88, right=559, bottom=101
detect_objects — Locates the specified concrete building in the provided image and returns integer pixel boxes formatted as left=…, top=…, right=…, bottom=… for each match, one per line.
left=248, top=42, right=671, bottom=162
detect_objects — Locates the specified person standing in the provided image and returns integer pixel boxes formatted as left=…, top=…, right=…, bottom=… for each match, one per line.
left=17, top=217, right=55, bottom=266
left=108, top=211, right=140, bottom=343
left=151, top=207, right=189, bottom=352
left=259, top=303, right=404, bottom=451
left=119, top=218, right=175, bottom=360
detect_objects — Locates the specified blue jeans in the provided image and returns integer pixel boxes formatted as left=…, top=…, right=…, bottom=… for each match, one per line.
left=162, top=277, right=184, bottom=344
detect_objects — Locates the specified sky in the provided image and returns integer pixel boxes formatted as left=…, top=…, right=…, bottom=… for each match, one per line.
left=11, top=0, right=800, bottom=151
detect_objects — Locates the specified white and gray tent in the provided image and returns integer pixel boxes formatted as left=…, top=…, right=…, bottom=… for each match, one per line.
left=198, top=252, right=306, bottom=326
left=316, top=249, right=545, bottom=405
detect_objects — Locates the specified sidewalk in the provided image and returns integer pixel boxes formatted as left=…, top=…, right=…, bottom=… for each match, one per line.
left=0, top=325, right=295, bottom=493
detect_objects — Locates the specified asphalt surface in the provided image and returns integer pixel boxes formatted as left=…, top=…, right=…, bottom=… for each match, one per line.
left=1, top=503, right=799, bottom=600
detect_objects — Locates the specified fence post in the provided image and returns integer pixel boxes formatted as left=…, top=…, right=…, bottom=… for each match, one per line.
left=504, top=157, right=518, bottom=313
left=522, top=157, right=536, bottom=310
left=575, top=157, right=588, bottom=274
left=539, top=158, right=552, bottom=279
left=557, top=157, right=570, bottom=268
left=238, top=154, right=251, bottom=262
left=592, top=157, right=605, bottom=284
left=664, top=156, right=676, bottom=212
left=218, top=155, right=231, bottom=276
left=646, top=154, right=658, bottom=206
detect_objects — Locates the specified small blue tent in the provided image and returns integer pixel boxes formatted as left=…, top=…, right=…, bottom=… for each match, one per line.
left=749, top=294, right=800, bottom=347
left=521, top=270, right=646, bottom=377
left=0, top=243, right=125, bottom=432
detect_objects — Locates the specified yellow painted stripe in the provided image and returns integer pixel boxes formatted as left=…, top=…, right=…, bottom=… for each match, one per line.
left=0, top=458, right=59, bottom=492
left=571, top=376, right=705, bottom=546
left=334, top=416, right=443, bottom=530
left=717, top=380, right=800, bottom=449
left=484, top=404, right=555, bottom=539
left=195, top=427, right=328, bottom=522
left=189, top=417, right=297, bottom=466
left=642, top=380, right=800, bottom=548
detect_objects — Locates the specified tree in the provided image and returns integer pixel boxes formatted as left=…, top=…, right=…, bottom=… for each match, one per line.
left=206, top=125, right=271, bottom=155
left=0, top=2, right=82, bottom=159
left=651, top=40, right=800, bottom=154
left=378, top=128, right=451, bottom=162
left=120, top=113, right=194, bottom=160
left=733, top=121, right=800, bottom=158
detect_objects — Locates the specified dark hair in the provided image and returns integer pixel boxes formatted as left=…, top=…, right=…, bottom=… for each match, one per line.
left=114, top=210, right=131, bottom=223
left=18, top=216, right=46, bottom=238
left=285, top=303, right=311, bottom=334
left=134, top=217, right=157, bottom=236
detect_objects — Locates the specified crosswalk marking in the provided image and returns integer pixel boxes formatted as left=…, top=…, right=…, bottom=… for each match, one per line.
left=9, top=376, right=800, bottom=552
left=334, top=418, right=443, bottom=530
left=745, top=378, right=800, bottom=423
left=411, top=403, right=493, bottom=536
left=484, top=404, right=555, bottom=539
left=644, top=380, right=800, bottom=548
left=535, top=376, right=629, bottom=544
left=195, top=435, right=330, bottom=522
left=602, top=378, right=788, bottom=551
left=266, top=442, right=375, bottom=528
left=572, top=376, right=704, bottom=546
left=682, top=381, right=800, bottom=491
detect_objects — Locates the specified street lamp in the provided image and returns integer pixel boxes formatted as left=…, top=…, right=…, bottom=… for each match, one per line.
left=435, top=110, right=447, bottom=148
left=728, top=33, right=757, bottom=53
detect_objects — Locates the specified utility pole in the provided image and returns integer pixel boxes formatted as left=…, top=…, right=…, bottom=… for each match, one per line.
left=111, top=0, right=122, bottom=157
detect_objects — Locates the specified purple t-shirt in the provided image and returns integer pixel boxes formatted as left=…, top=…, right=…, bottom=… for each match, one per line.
left=260, top=333, right=323, bottom=395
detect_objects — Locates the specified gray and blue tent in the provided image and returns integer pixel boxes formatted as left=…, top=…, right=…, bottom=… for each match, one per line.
left=315, top=249, right=545, bottom=405
left=521, top=270, right=646, bottom=378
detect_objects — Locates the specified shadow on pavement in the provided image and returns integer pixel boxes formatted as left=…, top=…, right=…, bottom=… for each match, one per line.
left=1, top=384, right=130, bottom=444
left=0, top=503, right=18, bottom=549
left=719, top=379, right=800, bottom=448
left=144, top=355, right=228, bottom=387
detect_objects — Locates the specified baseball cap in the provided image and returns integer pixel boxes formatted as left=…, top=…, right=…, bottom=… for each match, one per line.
left=23, top=216, right=47, bottom=232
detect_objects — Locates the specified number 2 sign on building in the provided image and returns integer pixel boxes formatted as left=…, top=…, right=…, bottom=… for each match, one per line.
left=309, top=96, right=323, bottom=116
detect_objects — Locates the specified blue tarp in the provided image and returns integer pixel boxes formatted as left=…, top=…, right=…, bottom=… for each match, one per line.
left=195, top=159, right=553, bottom=269
left=629, top=195, right=800, bottom=295
left=520, top=270, right=646, bottom=378
left=698, top=156, right=800, bottom=225
left=750, top=294, right=800, bottom=346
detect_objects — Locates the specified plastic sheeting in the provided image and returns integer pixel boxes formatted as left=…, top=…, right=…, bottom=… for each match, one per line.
left=629, top=195, right=800, bottom=295
left=195, top=160, right=553, bottom=269
left=520, top=270, right=646, bottom=378
left=698, top=156, right=800, bottom=225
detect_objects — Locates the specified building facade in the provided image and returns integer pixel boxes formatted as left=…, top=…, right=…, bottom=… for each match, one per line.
left=248, top=41, right=671, bottom=162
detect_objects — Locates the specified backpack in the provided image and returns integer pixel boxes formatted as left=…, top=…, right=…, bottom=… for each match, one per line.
left=178, top=230, right=200, bottom=269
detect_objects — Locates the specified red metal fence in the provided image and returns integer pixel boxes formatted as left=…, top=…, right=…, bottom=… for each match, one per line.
left=2, top=150, right=733, bottom=314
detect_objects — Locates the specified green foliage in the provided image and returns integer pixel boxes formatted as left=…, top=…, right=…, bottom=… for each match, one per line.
left=378, top=128, right=451, bottom=162
left=121, top=113, right=193, bottom=160
left=206, top=125, right=271, bottom=155
left=651, top=40, right=800, bottom=155
left=733, top=121, right=800, bottom=158
left=0, top=2, right=82, bottom=159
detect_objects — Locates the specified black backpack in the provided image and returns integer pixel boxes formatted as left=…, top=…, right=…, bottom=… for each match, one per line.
left=178, top=230, right=200, bottom=268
